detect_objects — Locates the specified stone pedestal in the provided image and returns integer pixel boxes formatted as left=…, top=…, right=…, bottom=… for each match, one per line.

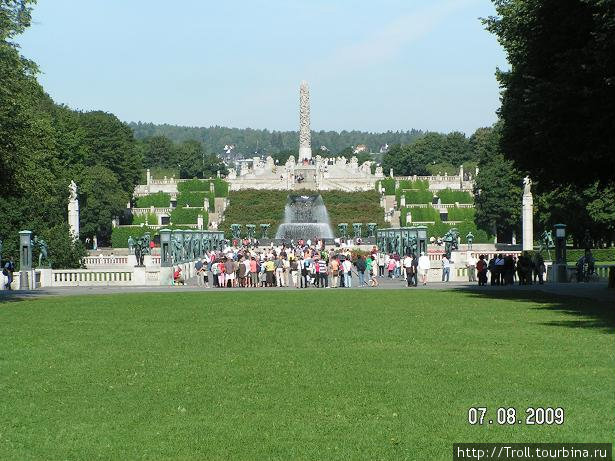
left=68, top=181, right=80, bottom=240
left=522, top=179, right=533, bottom=251
left=159, top=266, right=173, bottom=286
left=39, top=268, right=53, bottom=288
left=133, top=266, right=146, bottom=285
left=127, top=254, right=138, bottom=266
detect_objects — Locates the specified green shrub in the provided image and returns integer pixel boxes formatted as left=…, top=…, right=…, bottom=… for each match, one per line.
left=447, top=207, right=475, bottom=221
left=377, top=178, right=396, bottom=195
left=220, top=189, right=389, bottom=238
left=425, top=162, right=458, bottom=176
left=566, top=248, right=615, bottom=263
left=403, top=190, right=433, bottom=204
left=177, top=178, right=229, bottom=197
left=36, top=224, right=87, bottom=269
left=213, top=178, right=229, bottom=197
left=136, top=192, right=171, bottom=208
left=436, top=189, right=473, bottom=204
left=132, top=212, right=158, bottom=225
left=401, top=207, right=439, bottom=224
left=111, top=226, right=157, bottom=248
left=220, top=190, right=288, bottom=237
left=398, top=179, right=429, bottom=191
left=176, top=191, right=214, bottom=209
left=178, top=179, right=209, bottom=192
left=426, top=221, right=491, bottom=244
left=321, top=190, right=388, bottom=237
left=170, top=207, right=206, bottom=225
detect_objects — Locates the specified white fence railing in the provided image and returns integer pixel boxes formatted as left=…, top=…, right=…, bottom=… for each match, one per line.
left=84, top=256, right=129, bottom=266
left=52, top=270, right=133, bottom=287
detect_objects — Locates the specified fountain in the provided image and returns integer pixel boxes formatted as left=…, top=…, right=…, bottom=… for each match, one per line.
left=275, top=194, right=334, bottom=241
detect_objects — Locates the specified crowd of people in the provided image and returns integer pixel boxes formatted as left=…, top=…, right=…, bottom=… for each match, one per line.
left=174, top=241, right=434, bottom=288
left=466, top=252, right=547, bottom=286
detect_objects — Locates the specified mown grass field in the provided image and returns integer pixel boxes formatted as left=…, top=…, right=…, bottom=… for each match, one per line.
left=1, top=290, right=613, bottom=460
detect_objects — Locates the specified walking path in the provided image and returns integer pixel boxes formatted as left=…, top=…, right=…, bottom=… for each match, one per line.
left=1, top=277, right=612, bottom=304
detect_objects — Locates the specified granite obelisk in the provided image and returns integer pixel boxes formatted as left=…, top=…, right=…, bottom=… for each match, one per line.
left=298, top=80, right=312, bottom=161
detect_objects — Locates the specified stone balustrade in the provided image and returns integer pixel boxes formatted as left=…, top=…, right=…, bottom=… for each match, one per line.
left=83, top=256, right=129, bottom=266
left=52, top=269, right=134, bottom=286
left=132, top=207, right=173, bottom=215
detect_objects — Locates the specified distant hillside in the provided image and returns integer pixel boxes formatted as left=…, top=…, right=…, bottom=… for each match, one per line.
left=128, top=122, right=424, bottom=156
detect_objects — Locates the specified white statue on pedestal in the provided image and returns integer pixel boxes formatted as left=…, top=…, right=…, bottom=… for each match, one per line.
left=522, top=176, right=534, bottom=251
left=68, top=180, right=80, bottom=240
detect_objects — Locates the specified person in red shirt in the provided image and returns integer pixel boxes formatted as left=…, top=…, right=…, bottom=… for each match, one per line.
left=173, top=266, right=185, bottom=285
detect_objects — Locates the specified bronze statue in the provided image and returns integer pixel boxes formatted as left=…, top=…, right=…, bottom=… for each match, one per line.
left=466, top=232, right=474, bottom=250
left=538, top=230, right=554, bottom=260
left=34, top=236, right=49, bottom=268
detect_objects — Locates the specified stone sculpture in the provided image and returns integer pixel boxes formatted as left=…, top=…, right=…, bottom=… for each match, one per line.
left=34, top=236, right=49, bottom=267
left=298, top=81, right=312, bottom=161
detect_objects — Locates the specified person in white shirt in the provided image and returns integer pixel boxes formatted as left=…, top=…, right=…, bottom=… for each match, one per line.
left=403, top=255, right=414, bottom=287
left=466, top=254, right=477, bottom=282
left=441, top=255, right=451, bottom=282
left=342, top=258, right=353, bottom=288
left=418, top=252, right=431, bottom=285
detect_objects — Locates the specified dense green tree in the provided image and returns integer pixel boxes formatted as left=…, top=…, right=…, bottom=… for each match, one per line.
left=130, top=122, right=424, bottom=157
left=474, top=153, right=522, bottom=242
left=535, top=183, right=615, bottom=247
left=382, top=132, right=474, bottom=176
left=484, top=0, right=615, bottom=189
left=38, top=224, right=88, bottom=269
left=78, top=166, right=130, bottom=242
left=140, top=136, right=177, bottom=169
left=78, top=111, right=142, bottom=192
left=0, top=1, right=148, bottom=257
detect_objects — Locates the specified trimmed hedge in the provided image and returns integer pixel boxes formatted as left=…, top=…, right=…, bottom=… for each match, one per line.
left=565, top=248, right=615, bottom=263
left=403, top=190, right=433, bottom=204
left=111, top=226, right=156, bottom=248
left=436, top=189, right=473, bottom=204
left=220, top=189, right=389, bottom=238
left=170, top=207, right=206, bottom=225
left=377, top=178, right=396, bottom=195
left=177, top=179, right=210, bottom=192
left=398, top=179, right=429, bottom=191
left=320, top=190, right=388, bottom=237
left=427, top=221, right=492, bottom=244
left=447, top=207, right=475, bottom=221
left=401, top=207, right=439, bottom=224
left=111, top=225, right=197, bottom=247
left=176, top=191, right=214, bottom=209
left=177, top=178, right=229, bottom=197
left=136, top=192, right=171, bottom=208
left=133, top=212, right=158, bottom=225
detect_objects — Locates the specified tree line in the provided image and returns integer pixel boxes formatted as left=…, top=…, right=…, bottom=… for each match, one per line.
left=0, top=1, right=141, bottom=265
left=130, top=122, right=424, bottom=156
left=480, top=0, right=614, bottom=247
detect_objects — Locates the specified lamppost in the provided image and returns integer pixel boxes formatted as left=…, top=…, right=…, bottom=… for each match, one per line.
left=553, top=224, right=568, bottom=283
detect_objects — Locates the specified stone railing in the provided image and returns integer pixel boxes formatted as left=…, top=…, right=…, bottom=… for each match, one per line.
left=403, top=203, right=474, bottom=209
left=83, top=256, right=129, bottom=266
left=52, top=270, right=133, bottom=287
left=132, top=207, right=173, bottom=215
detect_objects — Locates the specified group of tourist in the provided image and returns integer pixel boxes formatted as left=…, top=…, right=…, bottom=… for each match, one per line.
left=169, top=244, right=600, bottom=289
left=173, top=242, right=434, bottom=288
left=465, top=252, right=547, bottom=286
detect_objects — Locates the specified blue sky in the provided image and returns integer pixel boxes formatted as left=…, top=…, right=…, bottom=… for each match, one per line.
left=18, top=0, right=508, bottom=134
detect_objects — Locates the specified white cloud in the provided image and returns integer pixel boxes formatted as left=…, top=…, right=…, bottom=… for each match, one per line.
left=315, top=0, right=481, bottom=73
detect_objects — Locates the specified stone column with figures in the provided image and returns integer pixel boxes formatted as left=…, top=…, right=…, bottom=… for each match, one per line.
left=299, top=80, right=312, bottom=161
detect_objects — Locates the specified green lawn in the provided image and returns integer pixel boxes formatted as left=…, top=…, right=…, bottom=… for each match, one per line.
left=1, top=290, right=613, bottom=461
